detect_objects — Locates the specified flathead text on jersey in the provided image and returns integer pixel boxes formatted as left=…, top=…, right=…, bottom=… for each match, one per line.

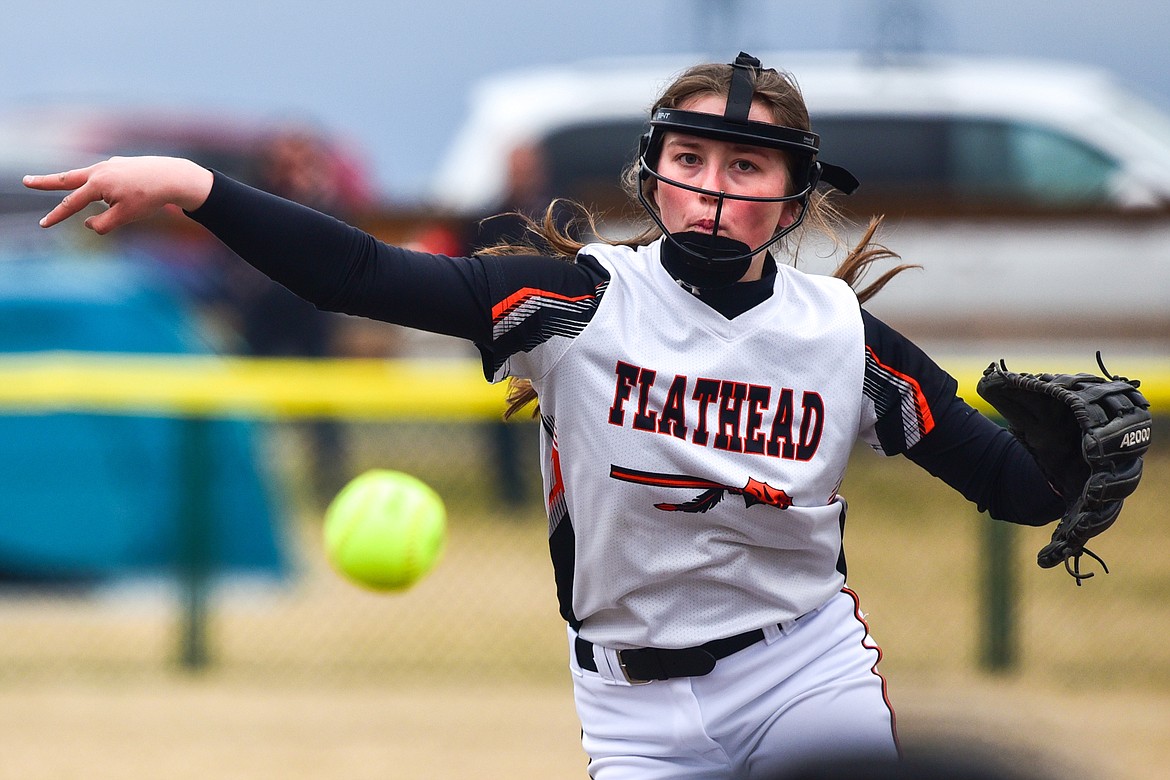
left=607, top=360, right=824, bottom=460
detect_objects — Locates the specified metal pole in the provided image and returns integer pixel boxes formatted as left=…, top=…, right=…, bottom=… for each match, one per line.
left=178, top=415, right=213, bottom=671
left=981, top=512, right=1017, bottom=672
left=489, top=420, right=527, bottom=507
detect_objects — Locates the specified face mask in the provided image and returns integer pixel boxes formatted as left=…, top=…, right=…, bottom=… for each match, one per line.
left=658, top=231, right=754, bottom=290
left=637, top=52, right=859, bottom=289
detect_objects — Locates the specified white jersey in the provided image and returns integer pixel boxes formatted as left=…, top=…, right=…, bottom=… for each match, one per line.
left=496, top=239, right=874, bottom=649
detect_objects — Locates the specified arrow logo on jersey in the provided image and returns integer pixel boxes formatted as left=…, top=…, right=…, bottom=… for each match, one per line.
left=609, top=465, right=793, bottom=513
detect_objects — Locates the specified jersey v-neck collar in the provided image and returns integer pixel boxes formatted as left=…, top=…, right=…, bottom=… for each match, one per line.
left=660, top=247, right=779, bottom=320
left=643, top=240, right=786, bottom=342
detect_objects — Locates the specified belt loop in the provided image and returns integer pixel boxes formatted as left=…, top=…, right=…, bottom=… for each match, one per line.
left=781, top=603, right=822, bottom=635
left=598, top=646, right=631, bottom=686
left=763, top=622, right=784, bottom=642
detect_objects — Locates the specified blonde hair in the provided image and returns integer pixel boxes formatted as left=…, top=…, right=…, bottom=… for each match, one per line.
left=492, top=61, right=916, bottom=419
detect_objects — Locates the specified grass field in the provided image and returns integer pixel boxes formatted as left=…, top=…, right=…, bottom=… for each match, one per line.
left=1, top=422, right=1167, bottom=779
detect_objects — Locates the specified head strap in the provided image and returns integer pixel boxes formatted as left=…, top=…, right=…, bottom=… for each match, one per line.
left=650, top=108, right=818, bottom=156
left=725, top=52, right=760, bottom=123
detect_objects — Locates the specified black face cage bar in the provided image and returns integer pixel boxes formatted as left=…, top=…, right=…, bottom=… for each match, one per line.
left=634, top=53, right=859, bottom=268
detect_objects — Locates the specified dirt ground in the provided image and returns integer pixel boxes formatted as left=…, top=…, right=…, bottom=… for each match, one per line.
left=3, top=433, right=1167, bottom=779
left=0, top=671, right=1166, bottom=780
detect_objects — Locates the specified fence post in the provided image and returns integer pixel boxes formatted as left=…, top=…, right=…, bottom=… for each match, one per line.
left=177, top=415, right=213, bottom=671
left=980, top=512, right=1017, bottom=672
left=489, top=419, right=527, bottom=507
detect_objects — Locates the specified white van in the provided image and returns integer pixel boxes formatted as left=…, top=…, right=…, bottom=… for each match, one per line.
left=431, top=52, right=1170, bottom=348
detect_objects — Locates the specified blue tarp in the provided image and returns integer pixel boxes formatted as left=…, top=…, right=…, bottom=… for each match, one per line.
left=0, top=254, right=287, bottom=582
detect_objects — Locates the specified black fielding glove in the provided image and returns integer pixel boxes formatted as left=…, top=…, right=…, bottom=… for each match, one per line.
left=977, top=352, right=1152, bottom=584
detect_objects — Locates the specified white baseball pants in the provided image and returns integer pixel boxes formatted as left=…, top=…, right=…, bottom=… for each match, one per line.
left=569, top=589, right=898, bottom=779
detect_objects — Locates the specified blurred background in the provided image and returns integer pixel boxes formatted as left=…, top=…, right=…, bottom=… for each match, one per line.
left=1, top=1, right=1168, bottom=779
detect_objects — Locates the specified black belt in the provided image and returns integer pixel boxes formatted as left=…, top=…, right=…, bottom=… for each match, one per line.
left=574, top=627, right=771, bottom=683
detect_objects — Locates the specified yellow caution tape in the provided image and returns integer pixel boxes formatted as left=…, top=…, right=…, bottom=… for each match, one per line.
left=0, top=352, right=1163, bottom=420
left=0, top=353, right=508, bottom=419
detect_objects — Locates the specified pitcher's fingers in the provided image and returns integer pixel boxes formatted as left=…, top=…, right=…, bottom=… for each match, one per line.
left=36, top=183, right=107, bottom=228
left=22, top=166, right=96, bottom=192
left=82, top=204, right=129, bottom=235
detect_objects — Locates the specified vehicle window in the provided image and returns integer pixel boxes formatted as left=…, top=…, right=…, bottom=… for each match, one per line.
left=815, top=115, right=1120, bottom=207
left=1003, top=122, right=1117, bottom=203
left=952, top=119, right=1118, bottom=204
left=813, top=117, right=950, bottom=193
left=541, top=119, right=647, bottom=207
left=949, top=120, right=1016, bottom=196
left=536, top=114, right=1124, bottom=211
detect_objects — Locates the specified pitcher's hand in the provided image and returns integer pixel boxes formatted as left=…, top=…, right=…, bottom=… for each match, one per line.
left=23, top=156, right=214, bottom=234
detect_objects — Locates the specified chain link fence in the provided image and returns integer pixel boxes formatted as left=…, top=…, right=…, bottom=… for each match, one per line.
left=2, top=414, right=1168, bottom=695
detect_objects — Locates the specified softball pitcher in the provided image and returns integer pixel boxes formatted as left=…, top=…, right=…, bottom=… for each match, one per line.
left=27, top=53, right=1074, bottom=778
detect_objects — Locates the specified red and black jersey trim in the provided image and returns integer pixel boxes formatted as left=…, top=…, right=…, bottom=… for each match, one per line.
left=487, top=280, right=608, bottom=375
left=542, top=414, right=569, bottom=534
left=540, top=413, right=580, bottom=630
left=863, top=344, right=935, bottom=452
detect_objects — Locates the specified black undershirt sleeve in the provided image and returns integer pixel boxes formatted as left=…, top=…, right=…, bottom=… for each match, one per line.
left=863, top=310, right=1064, bottom=526
left=188, top=171, right=493, bottom=342
left=905, top=397, right=1064, bottom=526
left=188, top=170, right=608, bottom=368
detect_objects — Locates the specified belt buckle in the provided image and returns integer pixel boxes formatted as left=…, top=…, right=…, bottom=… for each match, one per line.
left=616, top=650, right=653, bottom=685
